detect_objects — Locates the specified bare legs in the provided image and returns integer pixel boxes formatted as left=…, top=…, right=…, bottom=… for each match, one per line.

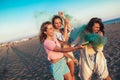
left=64, top=72, right=72, bottom=80
left=67, top=60, right=75, bottom=80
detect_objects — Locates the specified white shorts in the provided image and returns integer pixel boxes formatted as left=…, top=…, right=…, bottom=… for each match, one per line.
left=66, top=52, right=74, bottom=62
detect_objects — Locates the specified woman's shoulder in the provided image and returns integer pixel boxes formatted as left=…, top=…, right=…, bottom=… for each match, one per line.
left=55, top=31, right=62, bottom=36
left=44, top=39, right=54, bottom=45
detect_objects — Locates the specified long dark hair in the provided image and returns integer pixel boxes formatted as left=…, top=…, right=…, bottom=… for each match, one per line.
left=52, top=15, right=63, bottom=29
left=39, top=21, right=52, bottom=43
left=86, top=17, right=105, bottom=35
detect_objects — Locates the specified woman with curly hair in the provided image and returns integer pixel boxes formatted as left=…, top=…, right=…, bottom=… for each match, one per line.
left=71, top=17, right=111, bottom=80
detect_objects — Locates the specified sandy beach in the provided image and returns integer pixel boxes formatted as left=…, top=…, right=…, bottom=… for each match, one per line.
left=0, top=23, right=120, bottom=80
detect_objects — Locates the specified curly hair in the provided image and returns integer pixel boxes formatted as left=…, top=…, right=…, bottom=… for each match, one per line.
left=86, top=17, right=105, bottom=35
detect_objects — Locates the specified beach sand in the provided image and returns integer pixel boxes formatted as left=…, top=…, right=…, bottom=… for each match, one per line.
left=0, top=23, right=120, bottom=80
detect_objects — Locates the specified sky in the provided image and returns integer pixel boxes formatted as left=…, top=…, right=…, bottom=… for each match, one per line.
left=0, top=0, right=120, bottom=43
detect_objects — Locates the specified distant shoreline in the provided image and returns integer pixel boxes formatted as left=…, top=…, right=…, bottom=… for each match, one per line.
left=0, top=17, right=120, bottom=45
left=103, top=17, right=120, bottom=25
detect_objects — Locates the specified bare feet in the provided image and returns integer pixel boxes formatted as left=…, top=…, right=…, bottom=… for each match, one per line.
left=106, top=76, right=112, bottom=80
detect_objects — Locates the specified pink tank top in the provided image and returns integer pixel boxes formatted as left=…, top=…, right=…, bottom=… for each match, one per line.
left=44, top=38, right=64, bottom=61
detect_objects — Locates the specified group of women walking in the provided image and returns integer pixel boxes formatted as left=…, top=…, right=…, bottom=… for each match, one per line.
left=39, top=12, right=111, bottom=80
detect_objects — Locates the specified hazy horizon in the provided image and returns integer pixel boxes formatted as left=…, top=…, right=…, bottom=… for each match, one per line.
left=0, top=0, right=120, bottom=43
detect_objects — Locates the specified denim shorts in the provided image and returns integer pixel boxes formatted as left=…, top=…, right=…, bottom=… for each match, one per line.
left=50, top=57, right=70, bottom=80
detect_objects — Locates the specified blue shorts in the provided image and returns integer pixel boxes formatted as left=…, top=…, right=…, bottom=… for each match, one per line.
left=50, top=58, right=70, bottom=80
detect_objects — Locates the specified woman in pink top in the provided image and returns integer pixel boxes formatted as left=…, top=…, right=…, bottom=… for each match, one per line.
left=39, top=21, right=84, bottom=80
